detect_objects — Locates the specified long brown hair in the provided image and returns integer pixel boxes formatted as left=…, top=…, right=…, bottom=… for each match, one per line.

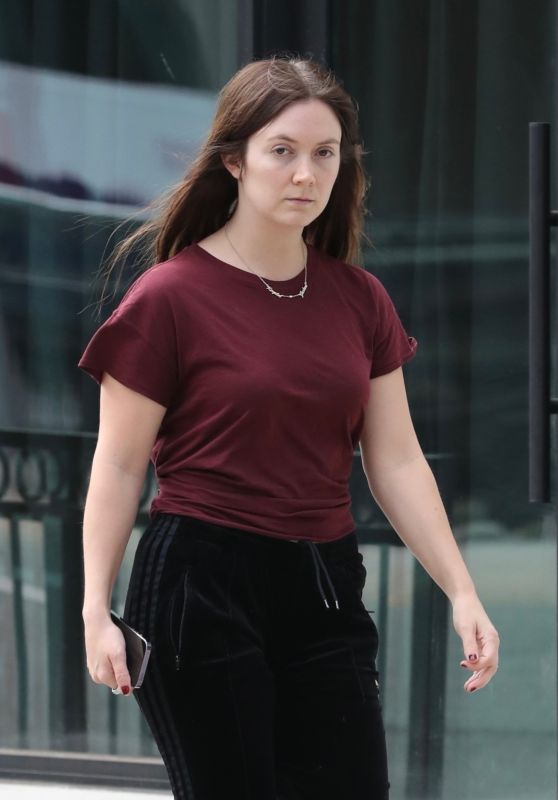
left=92, top=54, right=370, bottom=315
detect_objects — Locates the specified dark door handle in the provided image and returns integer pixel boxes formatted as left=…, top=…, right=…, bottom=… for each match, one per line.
left=528, top=122, right=558, bottom=502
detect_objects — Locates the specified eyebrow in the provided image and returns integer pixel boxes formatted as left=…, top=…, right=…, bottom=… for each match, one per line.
left=266, top=134, right=340, bottom=145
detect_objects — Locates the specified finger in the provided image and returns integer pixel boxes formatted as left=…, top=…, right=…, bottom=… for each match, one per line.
left=460, top=634, right=480, bottom=665
left=460, top=645, right=498, bottom=671
left=464, top=665, right=497, bottom=692
left=112, top=656, right=132, bottom=695
left=478, top=634, right=500, bottom=664
left=464, top=668, right=484, bottom=688
left=462, top=650, right=499, bottom=679
left=90, top=662, right=118, bottom=687
left=461, top=652, right=498, bottom=680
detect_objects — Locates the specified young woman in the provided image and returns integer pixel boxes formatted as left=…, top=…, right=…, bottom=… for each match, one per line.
left=79, top=55, right=499, bottom=800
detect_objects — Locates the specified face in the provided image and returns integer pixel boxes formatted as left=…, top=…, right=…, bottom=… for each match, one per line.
left=224, top=99, right=342, bottom=229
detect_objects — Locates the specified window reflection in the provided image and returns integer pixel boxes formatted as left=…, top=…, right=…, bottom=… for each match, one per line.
left=0, top=0, right=237, bottom=766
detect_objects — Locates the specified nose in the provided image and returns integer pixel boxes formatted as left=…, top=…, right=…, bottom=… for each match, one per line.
left=292, top=156, right=316, bottom=185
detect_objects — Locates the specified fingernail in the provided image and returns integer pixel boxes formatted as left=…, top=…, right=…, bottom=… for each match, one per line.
left=469, top=687, right=476, bottom=692
left=122, top=686, right=130, bottom=696
left=460, top=663, right=467, bottom=668
left=468, top=653, right=478, bottom=662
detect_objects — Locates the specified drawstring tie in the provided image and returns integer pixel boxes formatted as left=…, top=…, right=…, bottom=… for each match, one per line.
left=303, top=541, right=340, bottom=611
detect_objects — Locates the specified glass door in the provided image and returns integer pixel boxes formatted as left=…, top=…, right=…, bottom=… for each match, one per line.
left=333, top=2, right=557, bottom=798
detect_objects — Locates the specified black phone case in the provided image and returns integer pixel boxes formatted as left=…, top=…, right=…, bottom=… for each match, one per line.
left=110, top=610, right=152, bottom=689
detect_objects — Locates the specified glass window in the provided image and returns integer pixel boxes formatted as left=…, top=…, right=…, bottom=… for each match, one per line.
left=333, top=2, right=556, bottom=799
left=0, top=0, right=238, bottom=762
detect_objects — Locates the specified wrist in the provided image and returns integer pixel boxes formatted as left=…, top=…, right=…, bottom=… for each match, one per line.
left=448, top=584, right=478, bottom=606
left=82, top=604, right=111, bottom=624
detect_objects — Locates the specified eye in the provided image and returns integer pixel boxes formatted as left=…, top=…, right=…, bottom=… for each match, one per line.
left=317, top=148, right=335, bottom=158
left=272, top=146, right=290, bottom=156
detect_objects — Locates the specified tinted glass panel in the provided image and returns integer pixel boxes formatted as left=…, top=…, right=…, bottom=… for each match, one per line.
left=0, top=0, right=237, bottom=759
left=332, top=2, right=556, bottom=798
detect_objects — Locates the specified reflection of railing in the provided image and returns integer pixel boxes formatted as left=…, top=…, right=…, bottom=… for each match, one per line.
left=0, top=427, right=157, bottom=515
left=0, top=428, right=166, bottom=786
left=1, top=428, right=93, bottom=752
left=0, top=427, right=444, bottom=790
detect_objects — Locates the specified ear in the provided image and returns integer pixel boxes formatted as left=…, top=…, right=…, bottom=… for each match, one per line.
left=221, top=153, right=241, bottom=180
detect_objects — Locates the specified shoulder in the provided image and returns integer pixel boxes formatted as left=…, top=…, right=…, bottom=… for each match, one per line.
left=115, top=247, right=194, bottom=313
left=310, top=245, right=390, bottom=304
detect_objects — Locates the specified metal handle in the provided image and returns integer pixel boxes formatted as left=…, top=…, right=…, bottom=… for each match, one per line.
left=528, top=122, right=557, bottom=502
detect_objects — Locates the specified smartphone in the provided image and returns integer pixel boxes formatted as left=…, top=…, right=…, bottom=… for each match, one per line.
left=110, top=610, right=152, bottom=689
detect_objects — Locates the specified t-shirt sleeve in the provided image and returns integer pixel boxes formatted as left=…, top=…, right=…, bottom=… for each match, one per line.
left=77, top=271, right=179, bottom=408
left=367, top=272, right=418, bottom=378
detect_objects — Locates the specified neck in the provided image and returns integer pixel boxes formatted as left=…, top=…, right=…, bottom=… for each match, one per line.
left=223, top=212, right=306, bottom=280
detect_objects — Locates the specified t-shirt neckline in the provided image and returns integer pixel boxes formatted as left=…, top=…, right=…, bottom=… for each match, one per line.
left=190, top=241, right=313, bottom=288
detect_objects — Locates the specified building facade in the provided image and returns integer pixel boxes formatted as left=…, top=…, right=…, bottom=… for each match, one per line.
left=0, top=2, right=555, bottom=798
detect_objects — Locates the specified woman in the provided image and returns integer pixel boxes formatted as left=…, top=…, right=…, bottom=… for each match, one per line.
left=79, top=56, right=499, bottom=800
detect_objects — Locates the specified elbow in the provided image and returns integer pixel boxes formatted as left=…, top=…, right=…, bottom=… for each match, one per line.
left=362, top=449, right=426, bottom=492
left=92, top=444, right=151, bottom=483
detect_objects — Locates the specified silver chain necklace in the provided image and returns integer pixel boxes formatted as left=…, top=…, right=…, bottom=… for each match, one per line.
left=224, top=223, right=308, bottom=299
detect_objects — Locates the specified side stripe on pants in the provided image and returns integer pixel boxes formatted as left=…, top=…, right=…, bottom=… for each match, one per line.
left=124, top=514, right=196, bottom=800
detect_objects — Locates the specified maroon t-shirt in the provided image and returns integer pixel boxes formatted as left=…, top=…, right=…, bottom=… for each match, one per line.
left=78, top=242, right=418, bottom=541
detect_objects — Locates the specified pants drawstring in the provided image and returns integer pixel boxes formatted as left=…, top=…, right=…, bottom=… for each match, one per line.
left=304, top=541, right=340, bottom=611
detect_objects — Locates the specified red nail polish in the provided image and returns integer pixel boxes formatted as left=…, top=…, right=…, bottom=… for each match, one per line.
left=469, top=687, right=476, bottom=692
left=122, top=686, right=130, bottom=696
left=468, top=654, right=478, bottom=661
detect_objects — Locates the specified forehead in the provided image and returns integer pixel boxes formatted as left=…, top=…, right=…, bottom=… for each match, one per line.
left=253, top=99, right=342, bottom=143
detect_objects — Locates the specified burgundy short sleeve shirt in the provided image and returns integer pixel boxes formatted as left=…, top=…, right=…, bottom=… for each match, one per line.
left=78, top=243, right=418, bottom=540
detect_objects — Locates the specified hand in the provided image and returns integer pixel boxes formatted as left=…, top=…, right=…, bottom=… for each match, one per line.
left=83, top=611, right=133, bottom=696
left=451, top=591, right=500, bottom=694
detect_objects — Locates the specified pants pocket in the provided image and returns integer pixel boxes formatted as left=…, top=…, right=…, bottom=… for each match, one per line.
left=168, top=567, right=192, bottom=672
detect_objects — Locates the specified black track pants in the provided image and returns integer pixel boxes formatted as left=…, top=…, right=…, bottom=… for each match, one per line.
left=123, top=512, right=390, bottom=799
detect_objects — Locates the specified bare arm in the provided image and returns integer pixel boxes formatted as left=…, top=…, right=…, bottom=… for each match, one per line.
left=359, top=367, right=499, bottom=692
left=359, top=368, right=475, bottom=602
left=81, top=372, right=166, bottom=691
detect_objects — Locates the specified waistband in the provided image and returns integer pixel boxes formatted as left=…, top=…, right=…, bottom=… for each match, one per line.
left=157, top=512, right=357, bottom=611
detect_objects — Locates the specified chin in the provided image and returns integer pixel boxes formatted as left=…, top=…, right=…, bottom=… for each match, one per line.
left=282, top=209, right=321, bottom=225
